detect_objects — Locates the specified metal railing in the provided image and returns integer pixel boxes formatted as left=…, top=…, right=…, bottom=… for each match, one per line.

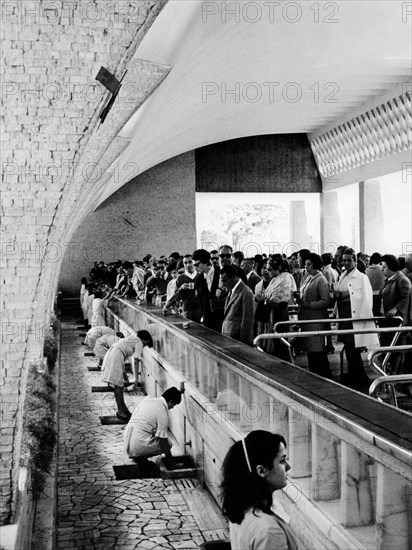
left=369, top=372, right=412, bottom=409
left=273, top=316, right=403, bottom=333
left=368, top=345, right=412, bottom=376
left=254, top=326, right=412, bottom=366
left=271, top=316, right=403, bottom=370
left=108, top=298, right=412, bottom=550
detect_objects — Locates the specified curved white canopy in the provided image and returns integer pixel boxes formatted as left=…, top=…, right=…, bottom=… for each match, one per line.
left=97, top=0, right=411, bottom=205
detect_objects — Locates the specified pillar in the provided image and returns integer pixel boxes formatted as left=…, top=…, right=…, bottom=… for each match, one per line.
left=362, top=179, right=385, bottom=254
left=321, top=191, right=341, bottom=254
left=375, top=464, right=410, bottom=550
left=288, top=410, right=311, bottom=478
left=311, top=424, right=341, bottom=501
left=341, top=442, right=374, bottom=527
left=290, top=201, right=309, bottom=250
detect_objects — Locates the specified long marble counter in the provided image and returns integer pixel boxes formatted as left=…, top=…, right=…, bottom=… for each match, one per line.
left=107, top=298, right=412, bottom=550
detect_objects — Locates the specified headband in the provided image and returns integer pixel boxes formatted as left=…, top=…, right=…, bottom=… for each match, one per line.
left=242, top=437, right=252, bottom=473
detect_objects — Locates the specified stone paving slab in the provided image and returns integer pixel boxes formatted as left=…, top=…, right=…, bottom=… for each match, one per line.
left=57, top=318, right=229, bottom=549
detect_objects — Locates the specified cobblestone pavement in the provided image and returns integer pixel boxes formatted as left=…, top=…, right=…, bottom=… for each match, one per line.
left=57, top=320, right=228, bottom=549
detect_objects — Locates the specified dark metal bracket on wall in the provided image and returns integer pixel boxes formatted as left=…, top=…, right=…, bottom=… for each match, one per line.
left=95, top=66, right=128, bottom=124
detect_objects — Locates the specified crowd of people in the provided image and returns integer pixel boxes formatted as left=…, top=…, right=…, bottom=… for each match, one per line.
left=78, top=249, right=412, bottom=550
left=80, top=247, right=412, bottom=391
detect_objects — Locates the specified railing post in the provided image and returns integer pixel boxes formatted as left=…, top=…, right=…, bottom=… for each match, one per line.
left=239, top=378, right=254, bottom=432
left=199, top=352, right=213, bottom=398
left=340, top=441, right=374, bottom=527
left=251, top=387, right=271, bottom=431
left=288, top=407, right=311, bottom=478
left=268, top=399, right=289, bottom=440
left=187, top=346, right=198, bottom=387
left=375, top=464, right=410, bottom=550
left=311, top=424, right=341, bottom=501
left=179, top=338, right=188, bottom=378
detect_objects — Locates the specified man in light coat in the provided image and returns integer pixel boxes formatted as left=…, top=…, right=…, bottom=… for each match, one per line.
left=220, top=265, right=255, bottom=346
left=334, top=248, right=379, bottom=390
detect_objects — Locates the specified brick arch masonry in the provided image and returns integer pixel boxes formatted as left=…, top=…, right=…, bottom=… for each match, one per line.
left=1, top=0, right=169, bottom=525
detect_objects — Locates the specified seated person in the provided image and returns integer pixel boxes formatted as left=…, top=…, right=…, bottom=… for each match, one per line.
left=124, top=384, right=184, bottom=458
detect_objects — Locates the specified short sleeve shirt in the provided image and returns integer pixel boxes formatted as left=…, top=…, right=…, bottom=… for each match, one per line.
left=128, top=396, right=170, bottom=439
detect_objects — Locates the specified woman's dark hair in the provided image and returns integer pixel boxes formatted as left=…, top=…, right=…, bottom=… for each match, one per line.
left=162, top=386, right=182, bottom=404
left=268, top=253, right=283, bottom=272
left=81, top=277, right=88, bottom=283
left=305, top=252, right=323, bottom=271
left=370, top=252, right=381, bottom=265
left=298, top=249, right=311, bottom=262
left=382, top=254, right=401, bottom=272
left=137, top=330, right=153, bottom=348
left=271, top=253, right=290, bottom=273
left=93, top=289, right=102, bottom=299
left=321, top=253, right=332, bottom=266
left=221, top=431, right=286, bottom=524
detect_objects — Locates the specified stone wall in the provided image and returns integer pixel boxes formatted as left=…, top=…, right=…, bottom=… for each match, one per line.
left=0, top=0, right=168, bottom=526
left=59, top=151, right=197, bottom=295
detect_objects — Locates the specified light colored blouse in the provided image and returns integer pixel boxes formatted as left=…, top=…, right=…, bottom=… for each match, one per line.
left=230, top=506, right=298, bottom=550
left=264, top=273, right=293, bottom=304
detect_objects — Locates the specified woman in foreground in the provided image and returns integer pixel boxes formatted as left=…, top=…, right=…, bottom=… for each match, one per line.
left=221, top=431, right=298, bottom=550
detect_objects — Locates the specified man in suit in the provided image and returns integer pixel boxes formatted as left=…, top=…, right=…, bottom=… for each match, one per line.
left=220, top=265, right=255, bottom=346
left=241, top=257, right=261, bottom=293
left=192, top=249, right=221, bottom=331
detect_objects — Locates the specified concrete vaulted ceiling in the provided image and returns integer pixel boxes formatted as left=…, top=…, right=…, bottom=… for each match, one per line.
left=96, top=0, right=411, bottom=206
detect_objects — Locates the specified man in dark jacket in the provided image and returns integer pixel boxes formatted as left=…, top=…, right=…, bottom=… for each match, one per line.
left=192, top=249, right=221, bottom=331
left=220, top=265, right=255, bottom=346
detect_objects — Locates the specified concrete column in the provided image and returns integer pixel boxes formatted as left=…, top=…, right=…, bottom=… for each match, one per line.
left=341, top=442, right=374, bottom=527
left=321, top=191, right=341, bottom=254
left=268, top=399, right=289, bottom=440
left=239, top=378, right=254, bottom=432
left=359, top=181, right=365, bottom=252
left=363, top=179, right=385, bottom=254
left=179, top=339, right=188, bottom=379
left=288, top=411, right=311, bottom=478
left=311, top=424, right=341, bottom=501
left=376, top=464, right=409, bottom=550
left=215, top=370, right=242, bottom=427
left=253, top=387, right=269, bottom=431
left=290, top=201, right=309, bottom=250
left=198, top=353, right=209, bottom=396
left=205, top=354, right=217, bottom=401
